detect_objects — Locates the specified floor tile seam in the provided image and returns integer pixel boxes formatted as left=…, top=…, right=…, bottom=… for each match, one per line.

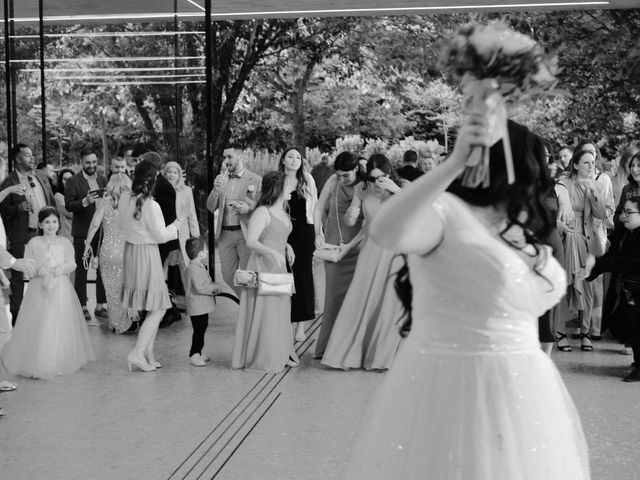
left=170, top=315, right=323, bottom=479
left=187, top=388, right=285, bottom=480
left=166, top=374, right=273, bottom=480
left=170, top=364, right=293, bottom=480
left=209, top=392, right=283, bottom=479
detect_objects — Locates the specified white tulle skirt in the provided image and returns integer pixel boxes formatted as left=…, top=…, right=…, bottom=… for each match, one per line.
left=345, top=340, right=590, bottom=480
left=1, top=275, right=94, bottom=379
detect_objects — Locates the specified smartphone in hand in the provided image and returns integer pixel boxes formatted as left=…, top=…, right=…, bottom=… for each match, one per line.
left=89, top=188, right=105, bottom=197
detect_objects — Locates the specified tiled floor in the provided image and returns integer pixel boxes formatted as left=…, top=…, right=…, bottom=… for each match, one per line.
left=1, top=271, right=640, bottom=479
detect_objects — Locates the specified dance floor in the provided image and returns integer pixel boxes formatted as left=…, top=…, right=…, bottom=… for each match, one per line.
left=1, top=264, right=640, bottom=479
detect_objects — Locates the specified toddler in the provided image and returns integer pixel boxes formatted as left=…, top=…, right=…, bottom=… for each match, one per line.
left=184, top=237, right=222, bottom=366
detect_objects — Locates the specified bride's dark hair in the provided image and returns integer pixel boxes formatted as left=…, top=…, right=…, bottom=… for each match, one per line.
left=395, top=120, right=554, bottom=337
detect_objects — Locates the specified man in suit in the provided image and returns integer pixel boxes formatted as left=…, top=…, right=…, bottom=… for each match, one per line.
left=64, top=148, right=108, bottom=321
left=206, top=143, right=261, bottom=296
left=396, top=149, right=424, bottom=183
left=0, top=144, right=55, bottom=323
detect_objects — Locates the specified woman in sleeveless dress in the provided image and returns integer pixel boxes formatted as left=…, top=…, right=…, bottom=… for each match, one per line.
left=313, top=152, right=364, bottom=358
left=322, top=154, right=404, bottom=370
left=231, top=171, right=299, bottom=374
left=278, top=148, right=318, bottom=342
left=345, top=119, right=590, bottom=479
left=83, top=174, right=136, bottom=333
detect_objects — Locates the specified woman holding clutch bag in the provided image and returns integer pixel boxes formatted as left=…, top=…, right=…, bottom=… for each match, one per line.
left=231, top=171, right=299, bottom=373
left=321, top=154, right=404, bottom=370
left=313, top=152, right=365, bottom=358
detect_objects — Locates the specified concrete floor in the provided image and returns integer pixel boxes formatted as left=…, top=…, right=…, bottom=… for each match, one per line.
left=1, top=272, right=640, bottom=479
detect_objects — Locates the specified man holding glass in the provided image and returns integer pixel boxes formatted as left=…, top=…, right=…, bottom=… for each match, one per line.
left=0, top=144, right=55, bottom=324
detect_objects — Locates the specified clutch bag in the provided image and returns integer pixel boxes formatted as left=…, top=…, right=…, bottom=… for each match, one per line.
left=313, top=243, right=342, bottom=263
left=257, top=272, right=294, bottom=296
left=233, top=269, right=258, bottom=288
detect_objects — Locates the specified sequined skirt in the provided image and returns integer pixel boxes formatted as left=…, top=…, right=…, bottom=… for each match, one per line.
left=345, top=339, right=590, bottom=480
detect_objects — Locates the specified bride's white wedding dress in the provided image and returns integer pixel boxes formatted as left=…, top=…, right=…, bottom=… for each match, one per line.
left=346, top=192, right=589, bottom=480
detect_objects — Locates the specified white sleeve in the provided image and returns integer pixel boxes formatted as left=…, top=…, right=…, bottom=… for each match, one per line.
left=142, top=199, right=178, bottom=244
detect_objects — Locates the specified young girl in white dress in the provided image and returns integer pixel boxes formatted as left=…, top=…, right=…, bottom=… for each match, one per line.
left=345, top=118, right=590, bottom=479
left=1, top=207, right=94, bottom=379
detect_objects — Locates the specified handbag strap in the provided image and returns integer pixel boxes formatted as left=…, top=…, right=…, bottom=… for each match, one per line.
left=334, top=183, right=344, bottom=244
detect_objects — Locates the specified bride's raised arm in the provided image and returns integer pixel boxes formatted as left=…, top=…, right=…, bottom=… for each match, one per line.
left=370, top=116, right=490, bottom=255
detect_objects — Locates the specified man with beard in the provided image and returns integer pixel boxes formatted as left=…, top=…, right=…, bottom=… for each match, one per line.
left=206, top=143, right=261, bottom=295
left=65, top=148, right=108, bottom=322
left=0, top=144, right=55, bottom=323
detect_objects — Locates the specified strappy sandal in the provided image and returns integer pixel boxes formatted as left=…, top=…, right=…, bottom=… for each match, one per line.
left=556, top=333, right=572, bottom=352
left=580, top=333, right=593, bottom=351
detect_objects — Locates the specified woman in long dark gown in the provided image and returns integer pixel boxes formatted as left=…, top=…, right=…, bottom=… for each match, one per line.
left=279, top=147, right=318, bottom=341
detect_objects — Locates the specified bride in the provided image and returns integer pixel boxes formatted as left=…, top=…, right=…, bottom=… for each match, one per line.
left=344, top=115, right=590, bottom=480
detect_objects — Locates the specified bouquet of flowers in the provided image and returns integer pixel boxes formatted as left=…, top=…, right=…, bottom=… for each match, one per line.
left=440, top=20, right=558, bottom=187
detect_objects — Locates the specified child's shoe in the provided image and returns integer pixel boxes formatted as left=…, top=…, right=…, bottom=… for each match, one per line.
left=189, top=354, right=206, bottom=367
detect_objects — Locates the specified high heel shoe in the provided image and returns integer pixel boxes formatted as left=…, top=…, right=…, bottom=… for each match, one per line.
left=580, top=333, right=593, bottom=352
left=127, top=352, right=156, bottom=372
left=144, top=350, right=162, bottom=369
left=555, top=333, right=572, bottom=352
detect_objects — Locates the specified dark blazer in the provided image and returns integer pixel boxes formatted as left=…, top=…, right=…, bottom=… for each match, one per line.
left=154, top=173, right=179, bottom=255
left=396, top=164, right=424, bottom=182
left=64, top=171, right=107, bottom=238
left=0, top=170, right=55, bottom=245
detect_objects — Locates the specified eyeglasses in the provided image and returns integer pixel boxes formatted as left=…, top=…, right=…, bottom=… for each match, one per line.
left=366, top=174, right=388, bottom=182
left=27, top=176, right=36, bottom=189
left=623, top=209, right=640, bottom=216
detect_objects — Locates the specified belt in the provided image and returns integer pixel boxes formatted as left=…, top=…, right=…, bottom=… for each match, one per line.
left=221, top=225, right=242, bottom=231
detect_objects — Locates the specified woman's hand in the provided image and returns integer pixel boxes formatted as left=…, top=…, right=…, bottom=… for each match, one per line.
left=37, top=265, right=50, bottom=277
left=450, top=115, right=491, bottom=168
left=558, top=204, right=575, bottom=227
left=376, top=176, right=400, bottom=193
left=285, top=244, right=295, bottom=266
left=315, top=232, right=326, bottom=249
left=580, top=254, right=596, bottom=279
left=83, top=244, right=93, bottom=260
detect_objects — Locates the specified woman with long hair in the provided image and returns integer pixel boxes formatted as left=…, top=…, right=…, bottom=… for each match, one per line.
left=54, top=168, right=75, bottom=242
left=555, top=148, right=614, bottom=351
left=83, top=173, right=136, bottom=333
left=615, top=150, right=640, bottom=220
left=312, top=152, right=365, bottom=358
left=278, top=147, right=318, bottom=342
left=161, top=161, right=200, bottom=288
left=118, top=158, right=182, bottom=372
left=321, top=154, right=404, bottom=370
left=344, top=118, right=589, bottom=479
left=231, top=171, right=299, bottom=373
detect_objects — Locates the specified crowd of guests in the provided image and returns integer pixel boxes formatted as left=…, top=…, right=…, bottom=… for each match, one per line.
left=1, top=132, right=639, bottom=419
left=546, top=141, right=640, bottom=381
